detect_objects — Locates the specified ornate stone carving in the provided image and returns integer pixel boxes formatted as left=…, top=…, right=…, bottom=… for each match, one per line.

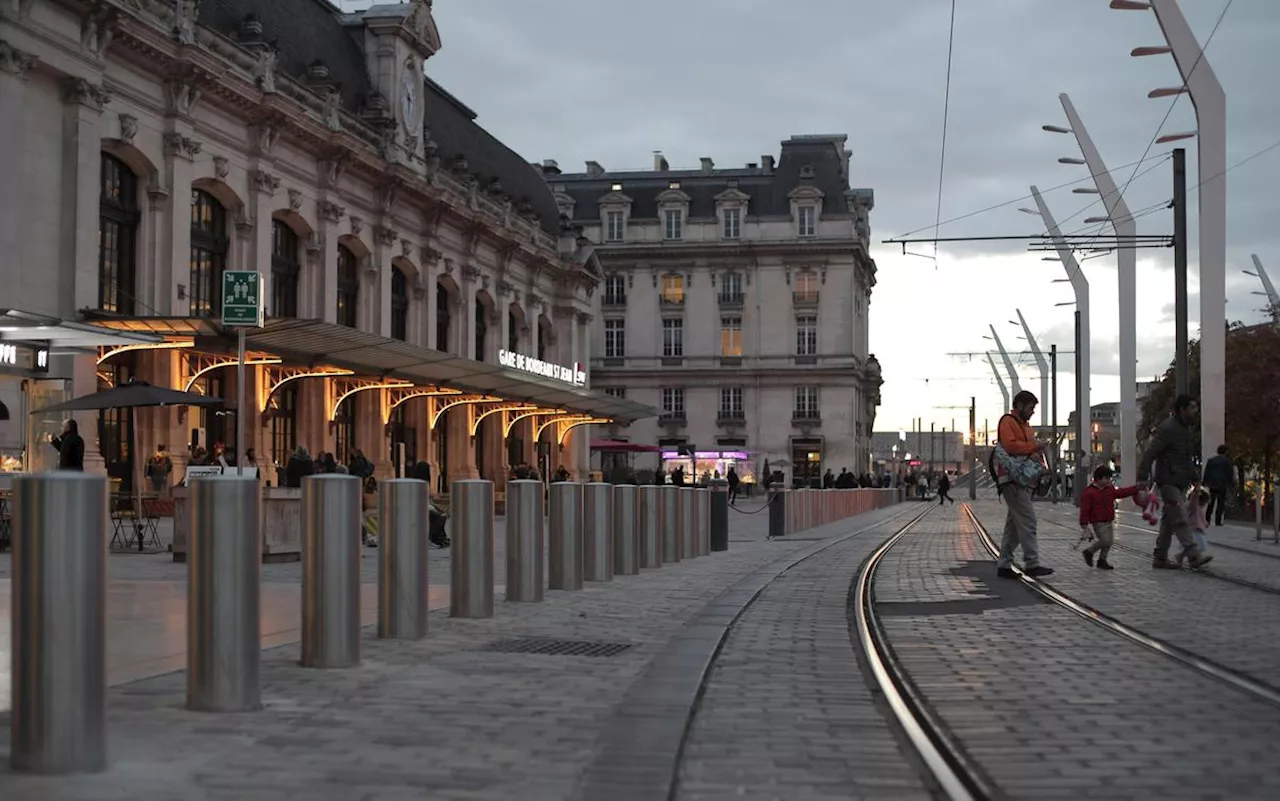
left=164, top=76, right=201, bottom=116
left=173, top=0, right=199, bottom=46
left=377, top=182, right=398, bottom=215
left=419, top=245, right=440, bottom=266
left=497, top=279, right=515, bottom=298
left=60, top=76, right=111, bottom=111
left=363, top=255, right=379, bottom=279
left=319, top=87, right=342, bottom=131
left=251, top=122, right=279, bottom=156
left=117, top=113, right=138, bottom=146
left=552, top=304, right=575, bottom=320
left=162, top=131, right=201, bottom=158
left=80, top=6, right=119, bottom=60
left=318, top=200, right=345, bottom=223
left=0, top=41, right=36, bottom=79
left=528, top=293, right=545, bottom=311
left=287, top=188, right=302, bottom=210
left=251, top=169, right=279, bottom=195
left=480, top=274, right=490, bottom=291
left=318, top=157, right=345, bottom=189
left=249, top=44, right=277, bottom=93
left=374, top=225, right=398, bottom=247
left=400, top=238, right=413, bottom=259
left=349, top=215, right=363, bottom=237
left=576, top=311, right=594, bottom=326
left=213, top=155, right=229, bottom=179
left=462, top=265, right=482, bottom=284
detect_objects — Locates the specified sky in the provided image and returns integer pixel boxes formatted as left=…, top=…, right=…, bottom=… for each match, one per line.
left=341, top=0, right=1279, bottom=435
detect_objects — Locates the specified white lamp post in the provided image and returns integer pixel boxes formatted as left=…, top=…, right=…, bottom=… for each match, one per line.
left=1043, top=94, right=1139, bottom=487
left=1112, top=0, right=1227, bottom=465
left=1245, top=255, right=1280, bottom=323
left=984, top=325, right=1021, bottom=396
left=1011, top=310, right=1050, bottom=427
left=986, top=352, right=1010, bottom=413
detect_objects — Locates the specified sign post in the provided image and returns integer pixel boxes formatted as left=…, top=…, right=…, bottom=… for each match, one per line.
left=222, top=271, right=263, bottom=477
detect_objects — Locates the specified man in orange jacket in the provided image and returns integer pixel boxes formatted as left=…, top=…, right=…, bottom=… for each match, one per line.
left=994, top=391, right=1054, bottom=578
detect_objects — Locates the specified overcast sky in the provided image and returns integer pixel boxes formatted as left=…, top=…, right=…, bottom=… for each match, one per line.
left=348, top=0, right=1278, bottom=434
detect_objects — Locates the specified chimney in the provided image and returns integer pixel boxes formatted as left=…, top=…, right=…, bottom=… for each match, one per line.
left=761, top=155, right=775, bottom=174
left=541, top=159, right=561, bottom=176
left=653, top=151, right=669, bottom=171
left=700, top=157, right=715, bottom=172
left=585, top=160, right=605, bottom=178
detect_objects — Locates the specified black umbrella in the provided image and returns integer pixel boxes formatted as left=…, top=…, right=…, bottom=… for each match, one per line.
left=39, top=379, right=224, bottom=551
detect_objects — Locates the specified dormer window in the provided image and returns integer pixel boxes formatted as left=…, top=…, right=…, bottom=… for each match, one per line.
left=797, top=206, right=816, bottom=237
left=788, top=185, right=824, bottom=239
left=664, top=209, right=683, bottom=241
left=606, top=210, right=625, bottom=242
left=599, top=187, right=634, bottom=245
left=714, top=185, right=750, bottom=242
left=656, top=186, right=691, bottom=244
left=723, top=207, right=741, bottom=239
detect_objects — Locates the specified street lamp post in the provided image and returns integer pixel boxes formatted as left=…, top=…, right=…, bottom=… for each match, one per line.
left=1045, top=93, right=1139, bottom=488
left=986, top=325, right=1022, bottom=396
left=986, top=352, right=1010, bottom=413
left=1113, top=0, right=1227, bottom=467
left=1245, top=255, right=1280, bottom=323
left=1011, top=309, right=1050, bottom=428
left=1024, top=187, right=1090, bottom=502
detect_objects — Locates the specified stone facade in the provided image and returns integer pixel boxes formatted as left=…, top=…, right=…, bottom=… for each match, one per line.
left=0, top=0, right=602, bottom=490
left=547, top=140, right=882, bottom=485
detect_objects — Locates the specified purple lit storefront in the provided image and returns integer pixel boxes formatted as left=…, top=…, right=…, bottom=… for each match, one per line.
left=661, top=449, right=755, bottom=484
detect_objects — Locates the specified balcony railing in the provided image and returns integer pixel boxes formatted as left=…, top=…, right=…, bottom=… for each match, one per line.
left=717, top=410, right=745, bottom=425
left=660, top=294, right=685, bottom=307
left=792, top=410, right=821, bottom=423
left=602, top=294, right=627, bottom=308
left=792, top=290, right=819, bottom=306
left=718, top=293, right=744, bottom=308
left=659, top=412, right=687, bottom=426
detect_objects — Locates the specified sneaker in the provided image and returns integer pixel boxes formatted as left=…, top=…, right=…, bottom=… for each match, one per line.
left=1189, top=553, right=1214, bottom=569
left=1083, top=551, right=1094, bottom=568
left=1097, top=560, right=1114, bottom=570
left=997, top=567, right=1018, bottom=579
left=1152, top=558, right=1180, bottom=569
left=1026, top=566, right=1054, bottom=577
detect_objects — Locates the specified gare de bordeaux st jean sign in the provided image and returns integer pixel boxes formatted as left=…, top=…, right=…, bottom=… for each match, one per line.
left=498, top=349, right=587, bottom=388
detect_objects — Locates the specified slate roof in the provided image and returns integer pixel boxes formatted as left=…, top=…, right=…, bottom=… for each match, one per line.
left=199, top=0, right=562, bottom=236
left=553, top=135, right=861, bottom=222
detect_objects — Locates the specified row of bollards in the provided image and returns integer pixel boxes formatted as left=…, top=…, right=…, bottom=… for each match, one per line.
left=5, top=473, right=735, bottom=774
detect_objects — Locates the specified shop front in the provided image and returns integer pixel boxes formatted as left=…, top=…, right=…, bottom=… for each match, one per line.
left=0, top=341, right=57, bottom=476
left=661, top=449, right=754, bottom=486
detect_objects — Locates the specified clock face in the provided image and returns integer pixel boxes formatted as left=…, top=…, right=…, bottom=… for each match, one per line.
left=401, top=70, right=417, bottom=126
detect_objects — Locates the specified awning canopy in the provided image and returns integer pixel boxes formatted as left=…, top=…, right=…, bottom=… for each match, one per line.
left=85, top=315, right=656, bottom=423
left=0, top=309, right=164, bottom=349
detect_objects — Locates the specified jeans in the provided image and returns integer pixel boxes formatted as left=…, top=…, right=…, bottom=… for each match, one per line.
left=997, top=483, right=1040, bottom=569
left=1205, top=489, right=1227, bottom=525
left=1156, top=484, right=1201, bottom=561
left=1083, top=521, right=1115, bottom=562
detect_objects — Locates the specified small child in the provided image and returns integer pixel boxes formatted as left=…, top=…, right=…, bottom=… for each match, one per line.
left=1175, top=487, right=1212, bottom=566
left=1079, top=465, right=1140, bottom=570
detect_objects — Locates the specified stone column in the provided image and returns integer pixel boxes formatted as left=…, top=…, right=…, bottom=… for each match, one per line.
left=446, top=407, right=477, bottom=482
left=249, top=170, right=277, bottom=314
left=316, top=202, right=344, bottom=323
left=459, top=267, right=478, bottom=359
left=59, top=76, right=110, bottom=316
left=575, top=311, right=594, bottom=477
left=0, top=42, right=35, bottom=293
left=422, top=252, right=438, bottom=350
left=374, top=225, right=396, bottom=338
left=498, top=287, right=513, bottom=356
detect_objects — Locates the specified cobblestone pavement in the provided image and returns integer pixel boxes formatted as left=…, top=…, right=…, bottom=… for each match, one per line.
left=676, top=508, right=934, bottom=801
left=0, top=503, right=907, bottom=801
left=877, top=505, right=1280, bottom=800
left=969, top=498, right=1280, bottom=687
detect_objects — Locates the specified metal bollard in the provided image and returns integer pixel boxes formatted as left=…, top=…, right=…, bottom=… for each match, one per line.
left=769, top=490, right=786, bottom=539
left=10, top=473, right=107, bottom=774
left=709, top=481, right=729, bottom=552
left=696, top=488, right=711, bottom=556
left=638, top=485, right=664, bottom=567
left=660, top=484, right=681, bottom=563
left=188, top=475, right=261, bottom=712
left=680, top=487, right=697, bottom=559
left=301, top=474, right=362, bottom=668
left=583, top=482, right=614, bottom=581
left=613, top=484, right=639, bottom=575
left=508, top=479, right=546, bottom=602
left=550, top=482, right=585, bottom=590
left=451, top=479, right=495, bottom=618
left=377, top=479, right=431, bottom=639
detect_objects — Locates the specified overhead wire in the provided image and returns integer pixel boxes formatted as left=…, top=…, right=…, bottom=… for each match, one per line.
left=929, top=0, right=959, bottom=269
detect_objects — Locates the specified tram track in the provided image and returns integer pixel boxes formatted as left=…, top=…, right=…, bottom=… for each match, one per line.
left=961, top=503, right=1280, bottom=711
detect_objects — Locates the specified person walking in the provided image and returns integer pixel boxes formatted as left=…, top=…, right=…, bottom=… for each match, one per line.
left=993, top=391, right=1053, bottom=578
left=1079, top=465, right=1140, bottom=570
left=726, top=467, right=740, bottom=505
left=1201, top=445, right=1233, bottom=526
left=50, top=418, right=84, bottom=471
left=936, top=472, right=955, bottom=505
left=1137, top=394, right=1212, bottom=569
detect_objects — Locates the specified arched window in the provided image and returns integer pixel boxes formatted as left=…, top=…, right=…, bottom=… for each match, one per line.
left=435, top=285, right=451, bottom=351
left=271, top=220, right=300, bottom=318
left=98, top=154, right=139, bottom=314
left=391, top=267, right=409, bottom=341
left=189, top=189, right=227, bottom=318
left=508, top=310, right=519, bottom=353
left=336, top=244, right=359, bottom=328
left=474, top=298, right=488, bottom=361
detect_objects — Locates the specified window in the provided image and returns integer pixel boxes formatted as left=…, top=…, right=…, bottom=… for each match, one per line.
left=435, top=285, right=451, bottom=351
left=661, top=274, right=684, bottom=305
left=390, top=267, right=409, bottom=341
left=604, top=318, right=625, bottom=359
left=603, top=274, right=626, bottom=306
left=271, top=220, right=300, bottom=318
left=663, top=208, right=683, bottom=240
left=604, top=387, right=627, bottom=398
left=336, top=245, right=359, bottom=327
left=189, top=189, right=228, bottom=318
left=723, top=207, right=741, bottom=239
left=719, top=272, right=743, bottom=304
left=793, top=271, right=819, bottom=304
left=333, top=396, right=356, bottom=461
left=98, top=154, right=139, bottom=314
left=797, top=205, right=816, bottom=237
left=719, top=387, right=744, bottom=419
left=474, top=298, right=488, bottom=360
left=662, top=318, right=683, bottom=357
left=269, top=385, right=298, bottom=467
left=661, top=387, right=685, bottom=418
left=508, top=310, right=519, bottom=352
left=796, top=315, right=817, bottom=356
left=720, top=317, right=742, bottom=357
left=795, top=386, right=820, bottom=419
left=605, top=210, right=625, bottom=242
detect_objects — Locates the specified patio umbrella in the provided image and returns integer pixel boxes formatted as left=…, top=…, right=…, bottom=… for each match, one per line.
left=39, top=378, right=224, bottom=550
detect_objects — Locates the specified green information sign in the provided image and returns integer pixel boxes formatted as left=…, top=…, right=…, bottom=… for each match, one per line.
left=222, top=270, right=263, bottom=327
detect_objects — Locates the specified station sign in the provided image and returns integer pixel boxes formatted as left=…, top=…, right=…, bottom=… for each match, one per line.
left=498, top=349, right=586, bottom=387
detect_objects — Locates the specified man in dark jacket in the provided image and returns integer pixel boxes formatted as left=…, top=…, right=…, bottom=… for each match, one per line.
left=1201, top=445, right=1234, bottom=526
left=51, top=419, right=85, bottom=470
left=1137, top=394, right=1212, bottom=569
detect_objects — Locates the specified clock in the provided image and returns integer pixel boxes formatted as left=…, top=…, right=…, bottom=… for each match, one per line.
left=400, top=68, right=417, bottom=129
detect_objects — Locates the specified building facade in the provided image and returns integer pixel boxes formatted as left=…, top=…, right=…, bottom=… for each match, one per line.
left=0, top=0, right=649, bottom=492
left=546, top=139, right=882, bottom=487
left=870, top=430, right=966, bottom=476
